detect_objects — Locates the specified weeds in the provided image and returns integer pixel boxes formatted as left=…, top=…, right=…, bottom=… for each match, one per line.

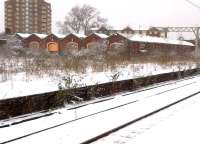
left=56, top=73, right=85, bottom=105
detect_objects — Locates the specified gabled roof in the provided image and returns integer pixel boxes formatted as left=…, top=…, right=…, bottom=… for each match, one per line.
left=93, top=33, right=108, bottom=39
left=72, top=33, right=86, bottom=39
left=62, top=33, right=86, bottom=40
left=16, top=33, right=48, bottom=39
left=90, top=27, right=99, bottom=31
left=43, top=33, right=66, bottom=40
left=107, top=32, right=129, bottom=40
left=122, top=26, right=134, bottom=32
left=32, top=33, right=48, bottom=39
left=16, top=33, right=31, bottom=39
left=98, top=26, right=108, bottom=31
left=89, top=26, right=164, bottom=32
left=147, top=27, right=161, bottom=32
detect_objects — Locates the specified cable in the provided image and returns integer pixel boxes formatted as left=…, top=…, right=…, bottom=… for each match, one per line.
left=184, top=0, right=200, bottom=10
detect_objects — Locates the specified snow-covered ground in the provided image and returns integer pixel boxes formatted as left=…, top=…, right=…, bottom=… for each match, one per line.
left=129, top=94, right=200, bottom=144
left=94, top=82, right=200, bottom=144
left=0, top=74, right=200, bottom=144
left=0, top=63, right=196, bottom=100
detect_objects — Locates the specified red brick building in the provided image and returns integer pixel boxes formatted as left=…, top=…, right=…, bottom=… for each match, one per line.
left=121, top=27, right=135, bottom=35
left=42, top=34, right=65, bottom=53
left=146, top=27, right=161, bottom=37
left=94, top=27, right=110, bottom=35
left=60, top=33, right=86, bottom=55
left=106, top=33, right=131, bottom=55
left=23, top=34, right=43, bottom=49
left=83, top=33, right=108, bottom=49
left=107, top=33, right=129, bottom=48
left=17, top=32, right=195, bottom=56
left=130, top=42, right=141, bottom=54
left=88, top=26, right=166, bottom=38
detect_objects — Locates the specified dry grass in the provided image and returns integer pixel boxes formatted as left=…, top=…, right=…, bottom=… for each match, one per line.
left=0, top=51, right=199, bottom=82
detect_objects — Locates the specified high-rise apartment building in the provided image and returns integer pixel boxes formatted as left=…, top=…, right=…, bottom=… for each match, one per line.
left=5, top=0, right=51, bottom=34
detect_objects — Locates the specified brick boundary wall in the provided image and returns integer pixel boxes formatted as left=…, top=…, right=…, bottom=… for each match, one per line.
left=0, top=68, right=199, bottom=120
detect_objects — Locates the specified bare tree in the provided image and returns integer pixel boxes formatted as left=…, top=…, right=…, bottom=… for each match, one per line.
left=57, top=5, right=108, bottom=34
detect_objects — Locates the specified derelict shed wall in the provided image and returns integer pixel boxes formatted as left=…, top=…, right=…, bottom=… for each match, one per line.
left=107, top=34, right=127, bottom=47
left=61, top=34, right=82, bottom=50
left=23, top=35, right=42, bottom=48
left=42, top=34, right=61, bottom=52
left=83, top=34, right=105, bottom=48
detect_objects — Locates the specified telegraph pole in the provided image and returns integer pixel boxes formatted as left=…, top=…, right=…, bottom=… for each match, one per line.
left=184, top=0, right=200, bottom=57
left=193, top=27, right=200, bottom=57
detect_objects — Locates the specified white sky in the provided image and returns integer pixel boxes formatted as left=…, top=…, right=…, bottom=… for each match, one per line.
left=1, top=0, right=200, bottom=38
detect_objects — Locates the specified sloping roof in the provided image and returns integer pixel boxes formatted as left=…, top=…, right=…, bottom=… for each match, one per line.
left=17, top=33, right=48, bottom=39
left=90, top=27, right=99, bottom=31
left=90, top=26, right=166, bottom=32
left=167, top=39, right=194, bottom=46
left=129, top=35, right=194, bottom=46
left=107, top=32, right=129, bottom=39
left=32, top=33, right=48, bottom=39
left=122, top=26, right=134, bottom=32
left=72, top=33, right=86, bottom=39
left=16, top=33, right=31, bottom=39
left=94, top=33, right=108, bottom=39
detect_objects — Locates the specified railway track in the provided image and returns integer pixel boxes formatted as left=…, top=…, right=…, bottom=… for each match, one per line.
left=1, top=74, right=198, bottom=128
left=92, top=87, right=200, bottom=144
left=1, top=68, right=199, bottom=121
left=81, top=90, right=200, bottom=144
left=0, top=75, right=200, bottom=144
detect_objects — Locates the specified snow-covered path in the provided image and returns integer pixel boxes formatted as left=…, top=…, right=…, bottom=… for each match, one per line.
left=0, top=75, right=200, bottom=144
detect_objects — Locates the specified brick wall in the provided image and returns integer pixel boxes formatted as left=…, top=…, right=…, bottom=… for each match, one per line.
left=0, top=68, right=199, bottom=120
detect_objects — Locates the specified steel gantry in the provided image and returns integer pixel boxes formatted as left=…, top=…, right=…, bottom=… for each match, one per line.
left=157, top=27, right=200, bottom=57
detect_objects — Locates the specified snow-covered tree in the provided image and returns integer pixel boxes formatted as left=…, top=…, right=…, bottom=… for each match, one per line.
left=5, top=35, right=28, bottom=56
left=57, top=5, right=108, bottom=34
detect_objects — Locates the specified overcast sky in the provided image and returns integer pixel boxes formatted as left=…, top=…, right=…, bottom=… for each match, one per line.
left=1, top=0, right=200, bottom=38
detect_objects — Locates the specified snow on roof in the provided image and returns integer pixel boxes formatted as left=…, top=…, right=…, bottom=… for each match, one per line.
left=167, top=39, right=194, bottom=46
left=107, top=32, right=129, bottom=39
left=181, top=41, right=194, bottom=46
left=72, top=33, right=86, bottom=38
left=129, top=35, right=194, bottom=46
left=16, top=33, right=31, bottom=39
left=16, top=33, right=48, bottom=39
left=54, top=33, right=66, bottom=39
left=129, top=35, right=148, bottom=42
left=94, top=33, right=108, bottom=39
left=90, top=28, right=99, bottom=31
left=32, top=33, right=48, bottom=39
left=89, top=25, right=166, bottom=32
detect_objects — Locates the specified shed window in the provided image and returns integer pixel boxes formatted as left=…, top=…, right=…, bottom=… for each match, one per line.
left=29, top=41, right=40, bottom=49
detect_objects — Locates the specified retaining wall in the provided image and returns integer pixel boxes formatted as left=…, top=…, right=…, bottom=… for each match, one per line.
left=0, top=68, right=199, bottom=120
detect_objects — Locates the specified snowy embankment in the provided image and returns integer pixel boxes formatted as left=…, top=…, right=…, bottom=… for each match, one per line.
left=0, top=74, right=199, bottom=144
left=0, top=62, right=196, bottom=100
